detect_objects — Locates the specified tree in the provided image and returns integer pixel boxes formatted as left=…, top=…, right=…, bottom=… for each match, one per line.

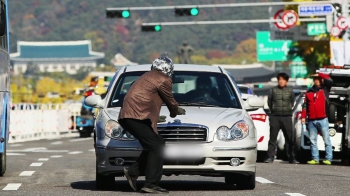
left=24, top=62, right=41, bottom=78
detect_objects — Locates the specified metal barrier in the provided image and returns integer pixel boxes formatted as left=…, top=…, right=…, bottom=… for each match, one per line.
left=9, top=103, right=82, bottom=143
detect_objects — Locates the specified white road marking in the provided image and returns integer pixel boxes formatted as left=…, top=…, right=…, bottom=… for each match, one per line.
left=19, top=171, right=35, bottom=177
left=68, top=151, right=83, bottom=155
left=8, top=147, right=69, bottom=153
left=7, top=153, right=26, bottom=156
left=38, top=158, right=49, bottom=161
left=286, top=193, right=306, bottom=196
left=9, top=144, right=23, bottom=147
left=70, top=138, right=92, bottom=142
left=30, top=162, right=43, bottom=167
left=256, top=177, right=274, bottom=184
left=88, top=149, right=95, bottom=152
left=51, top=141, right=63, bottom=145
left=2, top=183, right=22, bottom=190
left=50, top=155, right=62, bottom=158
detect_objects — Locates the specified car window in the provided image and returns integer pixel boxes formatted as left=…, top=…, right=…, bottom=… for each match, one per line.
left=108, top=71, right=241, bottom=108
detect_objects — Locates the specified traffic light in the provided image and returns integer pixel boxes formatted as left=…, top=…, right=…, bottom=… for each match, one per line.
left=141, top=25, right=162, bottom=32
left=106, top=9, right=130, bottom=18
left=174, top=7, right=199, bottom=16
left=332, top=3, right=342, bottom=17
left=258, top=84, right=263, bottom=89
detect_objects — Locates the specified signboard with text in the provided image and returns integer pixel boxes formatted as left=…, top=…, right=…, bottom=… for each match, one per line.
left=256, top=31, right=292, bottom=62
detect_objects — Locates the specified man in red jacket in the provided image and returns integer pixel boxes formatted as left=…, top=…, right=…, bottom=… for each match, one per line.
left=301, top=72, right=333, bottom=165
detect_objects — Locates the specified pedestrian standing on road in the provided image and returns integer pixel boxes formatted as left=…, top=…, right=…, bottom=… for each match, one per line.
left=118, top=56, right=186, bottom=194
left=301, top=73, right=333, bottom=165
left=265, top=73, right=298, bottom=164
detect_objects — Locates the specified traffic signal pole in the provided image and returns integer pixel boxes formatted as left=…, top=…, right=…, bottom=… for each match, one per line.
left=106, top=1, right=334, bottom=11
left=142, top=18, right=326, bottom=26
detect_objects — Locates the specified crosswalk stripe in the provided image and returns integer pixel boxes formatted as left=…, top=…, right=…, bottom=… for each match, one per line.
left=19, top=171, right=35, bottom=177
left=256, top=177, right=274, bottom=184
left=2, top=183, right=22, bottom=190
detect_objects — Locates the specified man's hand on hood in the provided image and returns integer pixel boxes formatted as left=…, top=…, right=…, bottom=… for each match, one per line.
left=177, top=107, right=186, bottom=115
left=158, top=115, right=167, bottom=123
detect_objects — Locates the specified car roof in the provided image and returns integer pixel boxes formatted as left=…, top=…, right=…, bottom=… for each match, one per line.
left=123, top=64, right=222, bottom=73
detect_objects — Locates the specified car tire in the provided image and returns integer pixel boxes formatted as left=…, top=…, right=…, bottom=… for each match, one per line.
left=0, top=145, right=6, bottom=177
left=225, top=173, right=255, bottom=190
left=95, top=166, right=115, bottom=190
left=257, top=151, right=266, bottom=162
left=297, top=148, right=309, bottom=164
left=328, top=103, right=337, bottom=123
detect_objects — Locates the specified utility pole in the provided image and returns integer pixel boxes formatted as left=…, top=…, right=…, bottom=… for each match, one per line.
left=342, top=0, right=349, bottom=41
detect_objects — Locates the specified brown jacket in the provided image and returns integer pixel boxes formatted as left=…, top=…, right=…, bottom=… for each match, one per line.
left=118, top=70, right=179, bottom=133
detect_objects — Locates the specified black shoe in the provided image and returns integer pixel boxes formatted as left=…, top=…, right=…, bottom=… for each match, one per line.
left=124, top=167, right=138, bottom=191
left=141, top=185, right=169, bottom=194
left=264, top=158, right=274, bottom=163
left=289, top=159, right=299, bottom=164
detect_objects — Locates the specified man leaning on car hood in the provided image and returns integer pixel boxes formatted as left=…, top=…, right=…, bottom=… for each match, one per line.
left=118, top=56, right=186, bottom=194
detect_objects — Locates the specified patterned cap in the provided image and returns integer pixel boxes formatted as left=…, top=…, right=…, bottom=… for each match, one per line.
left=151, top=56, right=174, bottom=77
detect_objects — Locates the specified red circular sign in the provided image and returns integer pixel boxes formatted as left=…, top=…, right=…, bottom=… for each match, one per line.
left=330, top=26, right=341, bottom=37
left=282, top=10, right=298, bottom=28
left=336, top=16, right=348, bottom=30
left=274, top=9, right=289, bottom=30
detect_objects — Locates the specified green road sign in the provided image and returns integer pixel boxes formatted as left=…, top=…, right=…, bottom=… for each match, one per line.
left=307, top=23, right=326, bottom=36
left=256, top=31, right=292, bottom=62
left=291, top=65, right=308, bottom=78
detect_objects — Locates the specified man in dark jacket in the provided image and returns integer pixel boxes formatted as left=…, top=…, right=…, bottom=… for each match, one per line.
left=265, top=73, right=298, bottom=164
left=118, top=56, right=186, bottom=193
left=301, top=72, right=333, bottom=165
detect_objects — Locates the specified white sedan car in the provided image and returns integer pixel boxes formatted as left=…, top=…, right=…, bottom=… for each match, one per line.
left=85, top=64, right=265, bottom=190
left=240, top=92, right=285, bottom=161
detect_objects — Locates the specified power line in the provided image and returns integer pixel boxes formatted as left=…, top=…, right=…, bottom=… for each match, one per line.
left=106, top=1, right=334, bottom=11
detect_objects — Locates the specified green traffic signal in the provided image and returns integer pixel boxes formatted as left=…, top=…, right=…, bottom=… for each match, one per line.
left=258, top=84, right=263, bottom=88
left=175, top=7, right=199, bottom=16
left=190, top=8, right=199, bottom=16
left=154, top=25, right=162, bottom=32
left=122, top=10, right=130, bottom=18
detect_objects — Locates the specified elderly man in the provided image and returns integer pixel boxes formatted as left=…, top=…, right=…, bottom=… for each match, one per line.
left=118, top=56, right=186, bottom=194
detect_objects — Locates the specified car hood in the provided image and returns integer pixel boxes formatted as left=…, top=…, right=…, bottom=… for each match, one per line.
left=104, top=106, right=247, bottom=142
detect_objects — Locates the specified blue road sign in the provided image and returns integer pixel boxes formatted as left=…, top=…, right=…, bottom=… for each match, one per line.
left=298, top=4, right=334, bottom=16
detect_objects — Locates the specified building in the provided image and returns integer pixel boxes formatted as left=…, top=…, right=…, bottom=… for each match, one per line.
left=110, top=53, right=138, bottom=70
left=212, top=63, right=277, bottom=83
left=10, top=40, right=105, bottom=75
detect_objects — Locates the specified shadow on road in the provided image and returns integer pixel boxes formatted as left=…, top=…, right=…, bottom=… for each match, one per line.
left=71, top=180, right=240, bottom=192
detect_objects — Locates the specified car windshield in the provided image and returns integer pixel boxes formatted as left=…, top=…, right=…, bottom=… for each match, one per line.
left=108, top=71, right=241, bottom=108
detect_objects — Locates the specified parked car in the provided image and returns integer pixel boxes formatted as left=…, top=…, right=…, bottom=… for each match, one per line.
left=85, top=64, right=265, bottom=190
left=240, top=93, right=285, bottom=161
left=77, top=101, right=95, bottom=138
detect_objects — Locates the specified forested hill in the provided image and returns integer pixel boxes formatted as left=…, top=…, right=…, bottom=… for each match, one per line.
left=8, top=0, right=279, bottom=64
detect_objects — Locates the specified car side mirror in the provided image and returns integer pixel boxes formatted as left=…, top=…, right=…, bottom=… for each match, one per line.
left=245, top=96, right=264, bottom=110
left=85, top=95, right=104, bottom=108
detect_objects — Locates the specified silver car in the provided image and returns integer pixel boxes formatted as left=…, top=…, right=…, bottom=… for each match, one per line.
left=85, top=64, right=265, bottom=190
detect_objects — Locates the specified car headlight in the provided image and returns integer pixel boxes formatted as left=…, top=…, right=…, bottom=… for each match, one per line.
left=216, top=121, right=249, bottom=141
left=105, top=120, right=137, bottom=141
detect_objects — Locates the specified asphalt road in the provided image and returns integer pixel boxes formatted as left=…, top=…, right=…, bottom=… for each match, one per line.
left=1, top=137, right=350, bottom=196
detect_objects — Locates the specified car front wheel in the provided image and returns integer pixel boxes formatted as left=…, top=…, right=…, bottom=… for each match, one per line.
left=95, top=166, right=115, bottom=190
left=225, top=173, right=256, bottom=190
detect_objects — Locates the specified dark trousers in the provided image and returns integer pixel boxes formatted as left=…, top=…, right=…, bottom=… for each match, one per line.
left=119, top=118, right=165, bottom=187
left=267, top=116, right=295, bottom=160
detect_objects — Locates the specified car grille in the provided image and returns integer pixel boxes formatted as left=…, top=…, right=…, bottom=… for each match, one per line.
left=158, top=126, right=208, bottom=143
